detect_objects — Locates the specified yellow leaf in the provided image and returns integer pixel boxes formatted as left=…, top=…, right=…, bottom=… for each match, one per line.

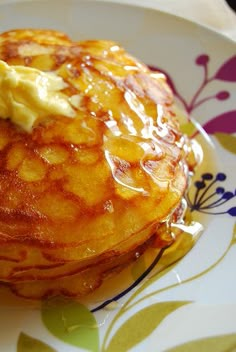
left=215, top=133, right=236, bottom=154
left=105, top=301, right=190, bottom=352
left=180, top=122, right=196, bottom=136
left=167, top=333, right=236, bottom=352
left=231, top=222, right=236, bottom=246
left=17, top=333, right=56, bottom=352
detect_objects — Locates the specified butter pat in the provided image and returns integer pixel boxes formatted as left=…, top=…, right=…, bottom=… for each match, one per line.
left=0, top=60, right=76, bottom=132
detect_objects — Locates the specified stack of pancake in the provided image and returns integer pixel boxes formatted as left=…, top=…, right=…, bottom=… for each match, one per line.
left=0, top=29, right=196, bottom=298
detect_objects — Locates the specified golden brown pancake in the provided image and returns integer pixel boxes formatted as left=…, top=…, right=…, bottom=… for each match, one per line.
left=0, top=29, right=195, bottom=298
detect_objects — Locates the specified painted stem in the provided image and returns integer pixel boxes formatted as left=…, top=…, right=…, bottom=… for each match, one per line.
left=197, top=192, right=219, bottom=207
left=190, top=94, right=216, bottom=111
left=91, top=247, right=166, bottom=313
left=201, top=198, right=234, bottom=210
left=195, top=179, right=217, bottom=206
left=127, top=232, right=234, bottom=311
left=186, top=61, right=214, bottom=113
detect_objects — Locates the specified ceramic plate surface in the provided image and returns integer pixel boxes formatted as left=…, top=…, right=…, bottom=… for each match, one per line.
left=0, top=1, right=236, bottom=351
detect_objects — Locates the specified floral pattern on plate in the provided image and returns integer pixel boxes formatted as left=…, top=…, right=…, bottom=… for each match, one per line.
left=15, top=52, right=236, bottom=352
left=0, top=1, right=235, bottom=352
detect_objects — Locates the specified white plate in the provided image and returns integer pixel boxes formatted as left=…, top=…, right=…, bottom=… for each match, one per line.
left=0, top=1, right=236, bottom=351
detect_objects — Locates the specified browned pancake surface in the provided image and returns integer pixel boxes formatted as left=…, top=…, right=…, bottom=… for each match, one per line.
left=0, top=29, right=189, bottom=297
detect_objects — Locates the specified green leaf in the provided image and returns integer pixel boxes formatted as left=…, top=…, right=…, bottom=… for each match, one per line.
left=105, top=301, right=190, bottom=352
left=17, top=332, right=56, bottom=352
left=166, top=333, right=236, bottom=352
left=41, top=297, right=99, bottom=352
left=214, top=132, right=236, bottom=154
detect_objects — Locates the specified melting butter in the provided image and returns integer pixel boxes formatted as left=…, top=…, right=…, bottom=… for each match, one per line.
left=0, top=60, right=77, bottom=132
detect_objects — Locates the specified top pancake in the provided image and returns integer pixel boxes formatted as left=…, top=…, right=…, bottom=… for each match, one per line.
left=0, top=29, right=188, bottom=261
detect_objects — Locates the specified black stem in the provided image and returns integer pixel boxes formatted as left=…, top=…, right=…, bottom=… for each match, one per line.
left=198, top=191, right=218, bottom=207
left=196, top=179, right=217, bottom=206
left=91, top=247, right=167, bottom=313
left=201, top=197, right=234, bottom=210
left=198, top=209, right=228, bottom=215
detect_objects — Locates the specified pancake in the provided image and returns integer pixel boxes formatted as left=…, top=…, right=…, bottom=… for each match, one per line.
left=0, top=29, right=197, bottom=298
